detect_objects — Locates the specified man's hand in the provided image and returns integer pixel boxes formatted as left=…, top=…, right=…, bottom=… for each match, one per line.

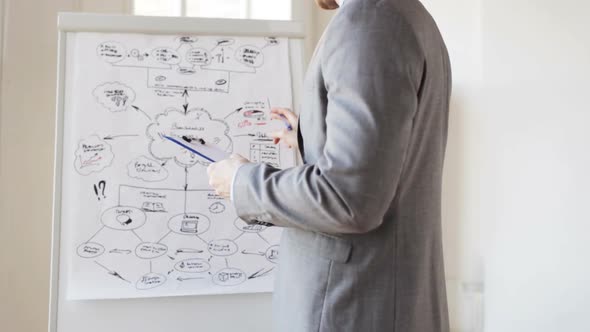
left=206, top=154, right=250, bottom=200
left=269, top=107, right=298, bottom=149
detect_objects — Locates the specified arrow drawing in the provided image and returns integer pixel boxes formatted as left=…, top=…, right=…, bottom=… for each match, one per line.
left=224, top=107, right=243, bottom=119
left=94, top=261, right=130, bottom=283
left=131, top=105, right=152, bottom=121
left=109, top=249, right=132, bottom=255
left=248, top=267, right=275, bottom=279
left=241, top=249, right=265, bottom=256
left=176, top=248, right=203, bottom=254
left=182, top=89, right=189, bottom=114
left=103, top=134, right=139, bottom=140
left=177, top=276, right=204, bottom=282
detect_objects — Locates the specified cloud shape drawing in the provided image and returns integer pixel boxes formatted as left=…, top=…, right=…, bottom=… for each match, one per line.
left=127, top=155, right=169, bottom=182
left=146, top=108, right=232, bottom=167
left=93, top=82, right=136, bottom=112
left=74, top=135, right=114, bottom=175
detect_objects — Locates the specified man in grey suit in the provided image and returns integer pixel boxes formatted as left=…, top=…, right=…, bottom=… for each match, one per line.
left=208, top=0, right=451, bottom=330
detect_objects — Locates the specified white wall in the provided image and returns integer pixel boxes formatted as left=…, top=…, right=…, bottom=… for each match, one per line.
left=482, top=1, right=590, bottom=331
left=420, top=0, right=590, bottom=330
left=423, top=0, right=590, bottom=330
left=420, top=1, right=486, bottom=331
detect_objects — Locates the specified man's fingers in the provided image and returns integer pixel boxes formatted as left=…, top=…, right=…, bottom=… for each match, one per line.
left=269, top=113, right=283, bottom=121
left=230, top=153, right=246, bottom=160
left=270, top=112, right=287, bottom=124
left=268, top=130, right=285, bottom=139
left=271, top=107, right=298, bottom=125
left=271, top=107, right=297, bottom=124
left=268, top=130, right=286, bottom=145
left=229, top=153, right=249, bottom=164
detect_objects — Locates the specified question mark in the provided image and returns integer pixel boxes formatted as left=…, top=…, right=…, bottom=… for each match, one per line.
left=93, top=180, right=107, bottom=200
left=98, top=180, right=106, bottom=199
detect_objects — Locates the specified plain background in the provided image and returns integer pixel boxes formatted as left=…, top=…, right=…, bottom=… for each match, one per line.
left=1, top=0, right=589, bottom=331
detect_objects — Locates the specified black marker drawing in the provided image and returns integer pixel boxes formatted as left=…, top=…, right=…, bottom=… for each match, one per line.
left=101, top=206, right=147, bottom=231
left=176, top=248, right=203, bottom=254
left=127, top=155, right=169, bottom=182
left=93, top=82, right=136, bottom=112
left=207, top=239, right=238, bottom=257
left=131, top=105, right=153, bottom=121
left=69, top=34, right=295, bottom=299
left=177, top=276, right=205, bottom=282
left=93, top=180, right=106, bottom=200
left=174, top=258, right=210, bottom=273
left=265, top=245, right=280, bottom=264
left=249, top=142, right=280, bottom=169
left=109, top=249, right=132, bottom=255
left=77, top=242, right=105, bottom=259
left=98, top=36, right=272, bottom=94
left=168, top=213, right=211, bottom=236
left=136, top=272, right=166, bottom=290
left=248, top=267, right=275, bottom=280
left=94, top=261, right=130, bottom=283
left=74, top=135, right=114, bottom=175
left=212, top=267, right=247, bottom=286
left=135, top=242, right=168, bottom=259
left=182, top=89, right=190, bottom=114
left=146, top=108, right=232, bottom=167
left=208, top=201, right=225, bottom=214
left=103, top=134, right=140, bottom=140
left=241, top=250, right=265, bottom=256
left=234, top=217, right=268, bottom=233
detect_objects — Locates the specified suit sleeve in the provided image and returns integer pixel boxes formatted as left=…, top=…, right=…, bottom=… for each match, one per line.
left=232, top=9, right=424, bottom=234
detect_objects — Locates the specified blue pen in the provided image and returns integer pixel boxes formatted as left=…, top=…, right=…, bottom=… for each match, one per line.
left=162, top=135, right=216, bottom=163
left=280, top=114, right=293, bottom=131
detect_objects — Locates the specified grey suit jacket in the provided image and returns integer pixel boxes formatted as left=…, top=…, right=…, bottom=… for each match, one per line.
left=233, top=0, right=451, bottom=330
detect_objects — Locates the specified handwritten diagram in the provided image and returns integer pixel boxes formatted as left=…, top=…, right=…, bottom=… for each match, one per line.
left=96, top=36, right=278, bottom=93
left=62, top=32, right=293, bottom=299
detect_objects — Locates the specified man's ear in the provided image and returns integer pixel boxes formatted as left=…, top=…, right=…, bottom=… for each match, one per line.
left=315, top=0, right=340, bottom=10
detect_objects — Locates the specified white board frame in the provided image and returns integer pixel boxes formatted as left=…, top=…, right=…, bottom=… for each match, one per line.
left=49, top=12, right=305, bottom=332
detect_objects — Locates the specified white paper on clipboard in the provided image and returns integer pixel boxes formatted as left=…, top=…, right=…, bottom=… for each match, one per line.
left=189, top=141, right=231, bottom=162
